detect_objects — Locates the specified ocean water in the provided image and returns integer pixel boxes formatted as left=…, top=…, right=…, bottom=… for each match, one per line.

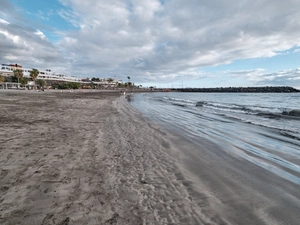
left=129, top=92, right=300, bottom=185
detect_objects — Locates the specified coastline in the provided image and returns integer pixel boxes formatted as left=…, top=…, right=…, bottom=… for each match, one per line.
left=1, top=90, right=196, bottom=224
left=1, top=90, right=299, bottom=225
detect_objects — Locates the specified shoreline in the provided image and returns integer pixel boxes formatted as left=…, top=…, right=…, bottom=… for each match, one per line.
left=1, top=91, right=194, bottom=224
left=1, top=91, right=299, bottom=224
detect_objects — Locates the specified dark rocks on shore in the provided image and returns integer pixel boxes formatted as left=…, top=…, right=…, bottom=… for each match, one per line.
left=174, top=86, right=300, bottom=93
left=287, top=110, right=300, bottom=117
left=196, top=101, right=206, bottom=107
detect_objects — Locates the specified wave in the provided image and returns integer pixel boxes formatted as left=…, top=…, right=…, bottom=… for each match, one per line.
left=155, top=96, right=300, bottom=120
left=283, top=110, right=300, bottom=117
left=172, top=103, right=186, bottom=107
left=130, top=92, right=300, bottom=187
left=195, top=101, right=300, bottom=118
left=151, top=95, right=300, bottom=138
left=164, top=96, right=195, bottom=104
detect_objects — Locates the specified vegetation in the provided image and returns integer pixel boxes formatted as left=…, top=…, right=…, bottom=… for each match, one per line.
left=36, top=79, right=45, bottom=88
left=127, top=76, right=130, bottom=86
left=20, top=77, right=28, bottom=85
left=0, top=72, right=140, bottom=90
left=69, top=82, right=81, bottom=89
left=52, top=82, right=81, bottom=89
left=30, top=69, right=39, bottom=81
left=13, top=69, right=23, bottom=89
left=10, top=76, right=18, bottom=82
left=107, top=78, right=113, bottom=82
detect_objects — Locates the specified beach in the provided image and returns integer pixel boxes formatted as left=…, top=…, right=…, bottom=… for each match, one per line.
left=1, top=90, right=300, bottom=225
left=0, top=90, right=201, bottom=225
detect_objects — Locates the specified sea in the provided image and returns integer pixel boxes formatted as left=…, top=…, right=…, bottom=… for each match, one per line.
left=129, top=92, right=300, bottom=185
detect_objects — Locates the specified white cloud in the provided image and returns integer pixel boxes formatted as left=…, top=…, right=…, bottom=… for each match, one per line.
left=293, top=48, right=300, bottom=53
left=0, top=18, right=9, bottom=24
left=226, top=68, right=266, bottom=82
left=0, top=29, right=19, bottom=43
left=227, top=68, right=300, bottom=87
left=34, top=30, right=46, bottom=40
left=0, top=23, right=62, bottom=69
left=54, top=0, right=300, bottom=79
left=1, top=0, right=300, bottom=86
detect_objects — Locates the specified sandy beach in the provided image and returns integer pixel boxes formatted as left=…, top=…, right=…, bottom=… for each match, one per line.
left=0, top=90, right=299, bottom=225
left=0, top=90, right=200, bottom=225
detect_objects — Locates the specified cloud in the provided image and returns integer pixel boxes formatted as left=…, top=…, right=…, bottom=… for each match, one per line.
left=257, top=68, right=300, bottom=87
left=226, top=68, right=266, bottom=81
left=0, top=21, right=62, bottom=68
left=293, top=48, right=300, bottom=53
left=0, top=18, right=9, bottom=24
left=34, top=30, right=47, bottom=40
left=55, top=0, right=300, bottom=79
left=1, top=0, right=300, bottom=84
left=0, top=0, right=63, bottom=69
left=226, top=68, right=300, bottom=88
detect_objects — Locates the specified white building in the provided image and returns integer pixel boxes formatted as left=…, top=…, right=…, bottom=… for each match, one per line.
left=0, top=63, right=81, bottom=83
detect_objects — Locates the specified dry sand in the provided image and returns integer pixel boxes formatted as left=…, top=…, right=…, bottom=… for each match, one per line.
left=0, top=90, right=299, bottom=225
left=0, top=90, right=204, bottom=225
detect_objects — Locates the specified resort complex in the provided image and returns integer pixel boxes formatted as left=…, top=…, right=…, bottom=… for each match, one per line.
left=0, top=63, right=121, bottom=89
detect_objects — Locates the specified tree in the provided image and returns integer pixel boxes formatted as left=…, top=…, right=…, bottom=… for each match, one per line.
left=36, top=79, right=45, bottom=88
left=127, top=76, right=131, bottom=87
left=13, top=69, right=23, bottom=89
left=30, top=69, right=39, bottom=89
left=69, top=82, right=80, bottom=89
left=107, top=78, right=113, bottom=83
left=20, top=77, right=28, bottom=85
left=0, top=75, right=5, bottom=83
left=60, top=83, right=69, bottom=89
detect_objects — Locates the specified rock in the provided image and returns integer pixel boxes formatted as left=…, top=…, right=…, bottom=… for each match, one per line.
left=196, top=101, right=206, bottom=107
left=288, top=110, right=300, bottom=117
left=175, top=86, right=300, bottom=93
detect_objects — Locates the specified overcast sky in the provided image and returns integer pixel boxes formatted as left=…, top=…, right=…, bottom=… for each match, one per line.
left=1, top=0, right=300, bottom=88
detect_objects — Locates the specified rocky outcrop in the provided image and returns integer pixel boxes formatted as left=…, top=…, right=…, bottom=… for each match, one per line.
left=288, top=110, right=300, bottom=117
left=174, top=86, right=300, bottom=93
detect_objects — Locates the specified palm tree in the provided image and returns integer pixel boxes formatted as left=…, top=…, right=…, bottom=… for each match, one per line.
left=127, top=76, right=130, bottom=87
left=30, top=69, right=39, bottom=89
left=13, top=69, right=23, bottom=89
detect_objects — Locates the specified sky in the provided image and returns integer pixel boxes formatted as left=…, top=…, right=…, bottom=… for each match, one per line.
left=0, top=0, right=300, bottom=88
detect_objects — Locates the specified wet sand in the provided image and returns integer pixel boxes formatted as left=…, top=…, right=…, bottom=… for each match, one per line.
left=0, top=90, right=299, bottom=225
